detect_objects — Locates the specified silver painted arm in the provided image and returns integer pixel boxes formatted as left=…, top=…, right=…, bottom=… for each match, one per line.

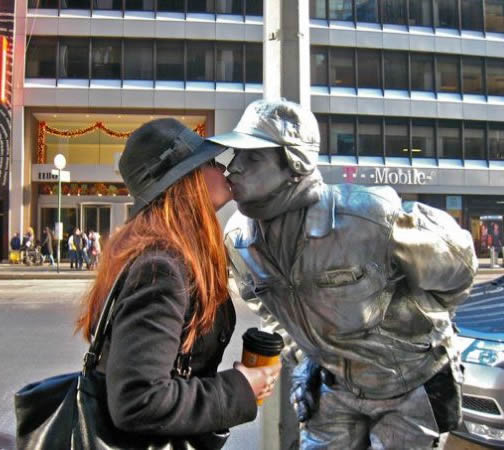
left=390, top=201, right=478, bottom=312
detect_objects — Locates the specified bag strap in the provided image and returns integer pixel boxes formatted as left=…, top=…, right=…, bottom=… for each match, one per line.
left=82, top=264, right=129, bottom=376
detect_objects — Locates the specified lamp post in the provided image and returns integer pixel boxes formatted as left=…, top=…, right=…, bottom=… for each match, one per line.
left=54, top=154, right=66, bottom=273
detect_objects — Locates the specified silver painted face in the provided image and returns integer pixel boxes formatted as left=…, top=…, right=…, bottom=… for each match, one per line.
left=226, top=149, right=292, bottom=204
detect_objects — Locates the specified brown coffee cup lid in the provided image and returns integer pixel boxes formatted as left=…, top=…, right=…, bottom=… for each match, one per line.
left=242, top=328, right=284, bottom=356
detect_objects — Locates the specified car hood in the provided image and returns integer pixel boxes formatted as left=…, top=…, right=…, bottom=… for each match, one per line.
left=454, top=276, right=504, bottom=342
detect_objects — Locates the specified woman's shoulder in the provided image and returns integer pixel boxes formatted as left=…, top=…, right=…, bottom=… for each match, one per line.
left=126, top=247, right=186, bottom=286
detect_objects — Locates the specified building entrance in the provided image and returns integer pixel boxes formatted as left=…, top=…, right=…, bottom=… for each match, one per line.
left=82, top=205, right=111, bottom=241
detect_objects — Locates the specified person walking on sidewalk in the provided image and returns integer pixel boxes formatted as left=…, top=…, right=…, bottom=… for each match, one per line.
left=41, top=226, right=55, bottom=266
left=75, top=118, right=281, bottom=448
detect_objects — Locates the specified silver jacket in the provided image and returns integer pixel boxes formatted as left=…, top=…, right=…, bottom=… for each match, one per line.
left=225, top=184, right=478, bottom=400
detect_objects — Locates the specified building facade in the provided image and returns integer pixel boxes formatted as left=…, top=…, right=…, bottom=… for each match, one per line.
left=310, top=0, right=504, bottom=257
left=8, top=0, right=504, bottom=258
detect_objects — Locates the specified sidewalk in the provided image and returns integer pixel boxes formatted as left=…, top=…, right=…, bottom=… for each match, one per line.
left=0, top=259, right=503, bottom=280
left=0, top=262, right=96, bottom=279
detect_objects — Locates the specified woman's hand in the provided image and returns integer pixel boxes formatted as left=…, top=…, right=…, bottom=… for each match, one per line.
left=233, top=361, right=282, bottom=401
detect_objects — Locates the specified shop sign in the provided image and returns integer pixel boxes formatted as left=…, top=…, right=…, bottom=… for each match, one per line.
left=343, top=167, right=434, bottom=185
left=373, top=168, right=430, bottom=185
left=37, top=171, right=59, bottom=181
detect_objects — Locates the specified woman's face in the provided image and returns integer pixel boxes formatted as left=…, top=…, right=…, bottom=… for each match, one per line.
left=201, top=160, right=232, bottom=211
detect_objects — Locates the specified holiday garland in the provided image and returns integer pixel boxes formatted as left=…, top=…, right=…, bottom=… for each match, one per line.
left=37, top=120, right=207, bottom=163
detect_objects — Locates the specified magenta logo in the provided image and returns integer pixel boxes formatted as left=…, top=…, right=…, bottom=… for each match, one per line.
left=343, top=167, right=358, bottom=183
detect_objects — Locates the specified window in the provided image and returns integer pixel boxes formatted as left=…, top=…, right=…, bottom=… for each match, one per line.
left=437, top=55, right=460, bottom=93
left=385, top=118, right=409, bottom=157
left=92, top=39, right=121, bottom=79
left=318, top=116, right=329, bottom=155
left=487, top=59, right=504, bottom=96
left=157, top=0, right=185, bottom=11
left=187, top=41, right=214, bottom=81
left=358, top=117, right=383, bottom=156
left=462, top=0, right=483, bottom=30
left=331, top=117, right=355, bottom=156
left=310, top=0, right=327, bottom=19
left=434, top=0, right=458, bottom=28
left=356, top=0, right=379, bottom=23
left=62, top=0, right=91, bottom=8
left=215, top=0, right=242, bottom=14
left=464, top=122, right=486, bottom=160
left=156, top=41, right=184, bottom=81
left=330, top=47, right=354, bottom=87
left=489, top=123, right=504, bottom=160
left=411, top=53, right=434, bottom=91
left=125, top=0, right=155, bottom=10
left=409, top=0, right=433, bottom=27
left=124, top=40, right=153, bottom=80
left=311, top=47, right=328, bottom=86
left=329, top=0, right=353, bottom=20
left=93, top=0, right=122, bottom=8
left=412, top=119, right=435, bottom=158
left=381, top=0, right=406, bottom=25
left=485, top=0, right=504, bottom=33
left=59, top=38, right=89, bottom=79
left=188, top=0, right=215, bottom=13
left=463, top=56, right=484, bottom=94
left=384, top=51, right=408, bottom=90
left=358, top=49, right=381, bottom=89
left=245, top=0, right=262, bottom=16
left=245, top=43, right=262, bottom=83
left=28, top=0, right=58, bottom=7
left=216, top=42, right=242, bottom=82
left=438, top=121, right=461, bottom=159
left=26, top=37, right=57, bottom=78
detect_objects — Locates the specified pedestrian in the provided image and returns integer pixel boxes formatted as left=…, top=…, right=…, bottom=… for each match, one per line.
left=81, top=230, right=91, bottom=270
left=67, top=228, right=82, bottom=270
left=88, top=230, right=101, bottom=270
left=10, top=232, right=21, bottom=251
left=209, top=99, right=478, bottom=450
left=75, top=118, right=280, bottom=447
left=41, top=226, right=55, bottom=266
left=9, top=232, right=21, bottom=264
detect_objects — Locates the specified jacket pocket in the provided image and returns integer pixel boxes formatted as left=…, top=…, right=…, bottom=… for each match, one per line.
left=315, top=266, right=364, bottom=288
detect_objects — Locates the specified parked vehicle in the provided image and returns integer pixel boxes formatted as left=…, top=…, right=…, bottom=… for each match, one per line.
left=454, top=275, right=504, bottom=447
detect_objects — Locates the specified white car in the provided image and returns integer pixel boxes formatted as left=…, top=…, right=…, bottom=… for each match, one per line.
left=454, top=276, right=504, bottom=447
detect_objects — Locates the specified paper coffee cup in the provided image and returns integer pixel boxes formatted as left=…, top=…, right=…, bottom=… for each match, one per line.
left=242, top=328, right=284, bottom=405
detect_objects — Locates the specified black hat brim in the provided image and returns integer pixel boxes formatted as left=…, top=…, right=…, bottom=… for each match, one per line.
left=128, top=140, right=227, bottom=220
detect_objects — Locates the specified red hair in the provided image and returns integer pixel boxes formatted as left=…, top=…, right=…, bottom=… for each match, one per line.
left=75, top=169, right=229, bottom=353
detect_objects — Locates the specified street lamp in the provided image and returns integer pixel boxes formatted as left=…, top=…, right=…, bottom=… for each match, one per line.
left=54, top=154, right=66, bottom=274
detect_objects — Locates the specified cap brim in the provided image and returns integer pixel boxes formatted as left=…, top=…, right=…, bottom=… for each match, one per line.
left=207, top=131, right=282, bottom=150
left=128, top=140, right=227, bottom=220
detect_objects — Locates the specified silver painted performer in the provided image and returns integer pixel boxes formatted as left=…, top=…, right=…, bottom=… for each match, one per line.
left=208, top=99, right=478, bottom=449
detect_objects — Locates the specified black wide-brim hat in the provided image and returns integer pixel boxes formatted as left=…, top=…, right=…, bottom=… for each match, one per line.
left=119, top=118, right=227, bottom=220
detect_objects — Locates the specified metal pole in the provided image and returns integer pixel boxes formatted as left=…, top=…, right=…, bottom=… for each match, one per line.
left=57, top=169, right=61, bottom=273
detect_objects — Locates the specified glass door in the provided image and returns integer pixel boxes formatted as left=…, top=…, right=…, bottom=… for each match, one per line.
left=82, top=205, right=111, bottom=241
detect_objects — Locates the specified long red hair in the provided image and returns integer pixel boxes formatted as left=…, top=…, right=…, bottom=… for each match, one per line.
left=75, top=169, right=229, bottom=353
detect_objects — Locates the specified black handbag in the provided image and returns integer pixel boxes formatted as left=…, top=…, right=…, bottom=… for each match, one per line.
left=14, top=265, right=229, bottom=450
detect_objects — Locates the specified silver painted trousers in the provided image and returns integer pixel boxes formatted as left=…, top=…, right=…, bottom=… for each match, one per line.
left=300, top=381, right=439, bottom=450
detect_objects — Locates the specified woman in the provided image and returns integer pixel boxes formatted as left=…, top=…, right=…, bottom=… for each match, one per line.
left=88, top=229, right=101, bottom=269
left=75, top=118, right=280, bottom=448
left=41, top=226, right=55, bottom=266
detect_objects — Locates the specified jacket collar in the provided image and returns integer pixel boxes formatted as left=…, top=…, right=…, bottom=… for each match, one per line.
left=231, top=184, right=335, bottom=249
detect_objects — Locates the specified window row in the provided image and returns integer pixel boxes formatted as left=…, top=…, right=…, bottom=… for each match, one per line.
left=311, top=46, right=504, bottom=96
left=28, top=0, right=262, bottom=15
left=26, top=37, right=262, bottom=83
left=310, top=0, right=504, bottom=34
left=317, top=115, right=504, bottom=161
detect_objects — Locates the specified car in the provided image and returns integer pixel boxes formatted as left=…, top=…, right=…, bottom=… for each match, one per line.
left=453, top=275, right=504, bottom=448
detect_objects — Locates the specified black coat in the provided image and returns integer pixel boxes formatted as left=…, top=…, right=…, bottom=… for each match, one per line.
left=97, top=249, right=257, bottom=438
